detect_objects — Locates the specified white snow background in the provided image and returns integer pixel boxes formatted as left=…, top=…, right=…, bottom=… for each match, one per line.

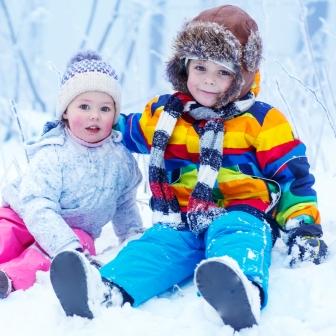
left=0, top=1, right=335, bottom=335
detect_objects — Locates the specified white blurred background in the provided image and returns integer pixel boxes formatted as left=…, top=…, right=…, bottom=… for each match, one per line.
left=0, top=1, right=335, bottom=171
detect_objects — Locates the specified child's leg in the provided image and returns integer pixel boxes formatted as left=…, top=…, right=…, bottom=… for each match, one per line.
left=204, top=210, right=273, bottom=306
left=0, top=244, right=50, bottom=290
left=100, top=224, right=205, bottom=306
left=0, top=207, right=35, bottom=263
left=194, top=211, right=272, bottom=330
left=0, top=224, right=95, bottom=292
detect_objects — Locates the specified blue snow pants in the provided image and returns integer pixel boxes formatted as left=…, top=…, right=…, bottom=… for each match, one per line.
left=100, top=210, right=273, bottom=308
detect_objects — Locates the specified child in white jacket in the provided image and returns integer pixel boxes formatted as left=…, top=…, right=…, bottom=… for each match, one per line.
left=0, top=51, right=143, bottom=298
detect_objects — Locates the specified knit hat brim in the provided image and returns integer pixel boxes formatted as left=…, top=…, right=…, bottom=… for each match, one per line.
left=57, top=71, right=121, bottom=125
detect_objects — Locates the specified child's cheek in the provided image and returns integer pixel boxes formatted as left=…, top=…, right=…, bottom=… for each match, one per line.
left=102, top=120, right=114, bottom=133
left=70, top=116, right=86, bottom=128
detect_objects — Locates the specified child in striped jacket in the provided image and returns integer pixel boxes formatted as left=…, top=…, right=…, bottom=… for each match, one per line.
left=50, top=5, right=327, bottom=331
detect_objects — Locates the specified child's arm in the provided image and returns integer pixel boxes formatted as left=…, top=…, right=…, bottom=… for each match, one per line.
left=111, top=148, right=143, bottom=243
left=116, top=94, right=171, bottom=154
left=11, top=147, right=82, bottom=257
left=255, top=106, right=327, bottom=264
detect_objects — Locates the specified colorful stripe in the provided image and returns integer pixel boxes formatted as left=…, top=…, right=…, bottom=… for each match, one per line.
left=117, top=94, right=321, bottom=230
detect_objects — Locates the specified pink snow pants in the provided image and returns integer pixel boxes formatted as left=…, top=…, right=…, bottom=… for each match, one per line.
left=0, top=207, right=96, bottom=292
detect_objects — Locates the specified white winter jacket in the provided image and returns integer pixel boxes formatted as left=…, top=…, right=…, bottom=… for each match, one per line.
left=1, top=123, right=143, bottom=257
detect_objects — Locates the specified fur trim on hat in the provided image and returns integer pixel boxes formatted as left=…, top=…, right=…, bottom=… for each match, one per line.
left=243, top=30, right=262, bottom=72
left=166, top=15, right=262, bottom=108
left=166, top=21, right=244, bottom=108
left=57, top=51, right=121, bottom=124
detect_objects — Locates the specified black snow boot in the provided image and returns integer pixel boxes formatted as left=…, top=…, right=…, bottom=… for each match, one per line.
left=195, top=257, right=260, bottom=331
left=50, top=250, right=111, bottom=318
left=0, top=270, right=12, bottom=299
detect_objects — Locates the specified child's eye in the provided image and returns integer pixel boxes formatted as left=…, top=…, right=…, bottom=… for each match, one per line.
left=219, top=70, right=232, bottom=77
left=195, top=65, right=206, bottom=72
left=101, top=106, right=111, bottom=112
left=79, top=104, right=90, bottom=110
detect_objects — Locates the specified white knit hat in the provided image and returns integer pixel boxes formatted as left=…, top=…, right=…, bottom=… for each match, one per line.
left=57, top=51, right=121, bottom=124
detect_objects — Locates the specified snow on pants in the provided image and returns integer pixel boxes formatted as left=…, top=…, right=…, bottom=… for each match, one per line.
left=0, top=207, right=96, bottom=291
left=100, top=210, right=273, bottom=307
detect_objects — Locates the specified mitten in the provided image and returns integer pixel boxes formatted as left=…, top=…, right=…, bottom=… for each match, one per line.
left=285, top=220, right=328, bottom=266
left=164, top=93, right=184, bottom=116
left=288, top=235, right=328, bottom=266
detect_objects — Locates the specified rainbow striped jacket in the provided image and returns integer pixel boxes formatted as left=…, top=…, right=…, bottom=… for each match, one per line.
left=118, top=94, right=321, bottom=230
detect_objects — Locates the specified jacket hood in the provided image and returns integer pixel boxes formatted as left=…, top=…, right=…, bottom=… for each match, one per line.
left=25, top=121, right=122, bottom=158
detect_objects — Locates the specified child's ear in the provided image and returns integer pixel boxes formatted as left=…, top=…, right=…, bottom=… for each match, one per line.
left=184, top=59, right=190, bottom=75
left=166, top=56, right=189, bottom=93
left=62, top=110, right=68, bottom=120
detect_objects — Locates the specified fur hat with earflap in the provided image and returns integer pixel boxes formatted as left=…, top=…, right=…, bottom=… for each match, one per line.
left=166, top=5, right=262, bottom=108
left=57, top=50, right=121, bottom=125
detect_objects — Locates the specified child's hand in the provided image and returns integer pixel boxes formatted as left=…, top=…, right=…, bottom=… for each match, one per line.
left=165, top=94, right=184, bottom=114
left=288, top=235, right=328, bottom=267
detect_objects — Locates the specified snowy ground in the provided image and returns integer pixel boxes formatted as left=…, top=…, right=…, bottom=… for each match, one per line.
left=0, top=163, right=335, bottom=336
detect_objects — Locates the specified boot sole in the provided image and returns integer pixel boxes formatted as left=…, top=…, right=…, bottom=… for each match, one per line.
left=195, top=260, right=257, bottom=331
left=50, top=251, right=93, bottom=319
left=0, top=270, right=11, bottom=299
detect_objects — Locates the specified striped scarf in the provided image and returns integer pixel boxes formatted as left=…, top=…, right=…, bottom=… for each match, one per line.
left=149, top=92, right=255, bottom=234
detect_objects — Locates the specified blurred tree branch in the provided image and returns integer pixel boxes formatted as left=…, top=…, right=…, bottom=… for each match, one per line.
left=0, top=0, right=46, bottom=112
left=97, top=0, right=122, bottom=52
left=79, top=0, right=98, bottom=50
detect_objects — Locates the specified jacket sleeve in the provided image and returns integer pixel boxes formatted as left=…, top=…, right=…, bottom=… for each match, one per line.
left=111, top=147, right=143, bottom=243
left=254, top=107, right=321, bottom=233
left=116, top=94, right=171, bottom=153
left=16, top=147, right=81, bottom=257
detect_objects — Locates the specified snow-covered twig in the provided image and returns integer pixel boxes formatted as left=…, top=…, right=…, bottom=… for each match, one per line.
left=276, top=60, right=336, bottom=138
left=172, top=284, right=185, bottom=297
left=10, top=100, right=29, bottom=164
left=323, top=64, right=336, bottom=116
left=275, top=80, right=300, bottom=138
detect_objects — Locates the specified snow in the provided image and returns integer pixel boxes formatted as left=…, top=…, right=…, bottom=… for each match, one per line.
left=1, top=1, right=336, bottom=335
left=0, top=171, right=334, bottom=336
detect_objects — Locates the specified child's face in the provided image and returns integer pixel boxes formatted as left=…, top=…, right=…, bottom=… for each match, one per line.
left=63, top=91, right=116, bottom=143
left=187, top=60, right=234, bottom=107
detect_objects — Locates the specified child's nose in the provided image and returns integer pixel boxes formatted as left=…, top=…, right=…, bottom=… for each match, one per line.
left=89, top=109, right=100, bottom=120
left=204, top=76, right=215, bottom=85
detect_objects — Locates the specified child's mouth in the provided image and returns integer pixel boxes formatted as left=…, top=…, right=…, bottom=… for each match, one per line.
left=86, top=126, right=100, bottom=133
left=200, top=90, right=218, bottom=95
